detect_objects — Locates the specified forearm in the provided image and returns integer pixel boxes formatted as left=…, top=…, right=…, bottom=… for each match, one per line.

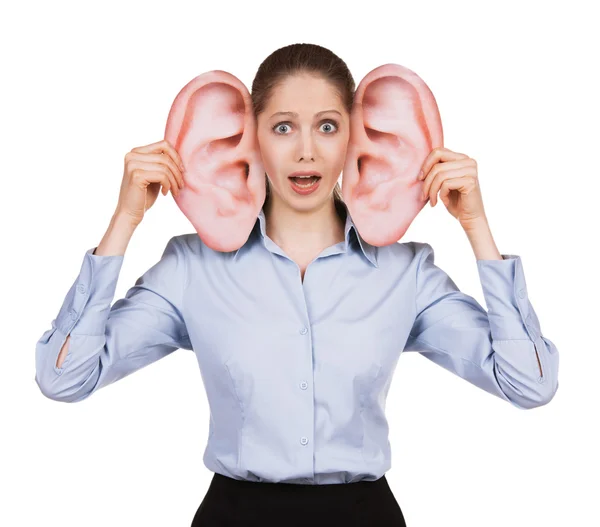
left=462, top=217, right=503, bottom=261
left=94, top=211, right=139, bottom=257
left=55, top=213, right=136, bottom=369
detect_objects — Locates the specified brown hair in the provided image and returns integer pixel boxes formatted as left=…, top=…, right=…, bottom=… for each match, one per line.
left=250, top=43, right=355, bottom=205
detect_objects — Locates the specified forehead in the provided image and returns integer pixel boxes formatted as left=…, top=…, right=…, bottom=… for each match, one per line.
left=265, top=74, right=344, bottom=112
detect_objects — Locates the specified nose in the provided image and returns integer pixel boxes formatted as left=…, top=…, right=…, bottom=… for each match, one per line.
left=297, top=129, right=315, bottom=161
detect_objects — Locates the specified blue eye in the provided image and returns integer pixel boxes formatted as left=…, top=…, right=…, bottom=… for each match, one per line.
left=272, top=119, right=339, bottom=135
left=320, top=120, right=338, bottom=133
left=274, top=123, right=291, bottom=134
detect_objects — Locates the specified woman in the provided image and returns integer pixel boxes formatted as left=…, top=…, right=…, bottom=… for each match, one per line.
left=35, top=43, right=559, bottom=526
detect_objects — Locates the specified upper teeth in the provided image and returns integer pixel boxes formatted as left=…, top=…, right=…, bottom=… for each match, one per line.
left=296, top=175, right=317, bottom=178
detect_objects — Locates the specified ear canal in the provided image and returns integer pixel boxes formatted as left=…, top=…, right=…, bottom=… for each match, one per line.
left=164, top=70, right=265, bottom=252
left=342, top=63, right=444, bottom=246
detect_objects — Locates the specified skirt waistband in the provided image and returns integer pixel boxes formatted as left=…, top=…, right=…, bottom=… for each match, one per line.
left=210, top=472, right=389, bottom=501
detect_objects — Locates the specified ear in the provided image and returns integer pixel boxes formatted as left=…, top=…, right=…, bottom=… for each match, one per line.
left=342, top=63, right=443, bottom=246
left=164, top=70, right=265, bottom=252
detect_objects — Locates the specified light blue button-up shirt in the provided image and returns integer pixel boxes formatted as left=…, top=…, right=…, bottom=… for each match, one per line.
left=35, top=200, right=559, bottom=485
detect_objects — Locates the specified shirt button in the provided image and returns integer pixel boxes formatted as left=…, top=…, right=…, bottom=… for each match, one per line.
left=518, top=288, right=526, bottom=298
left=299, top=327, right=308, bottom=335
left=300, top=437, right=309, bottom=445
left=300, top=381, right=308, bottom=390
left=77, top=284, right=86, bottom=294
left=69, top=310, right=77, bottom=320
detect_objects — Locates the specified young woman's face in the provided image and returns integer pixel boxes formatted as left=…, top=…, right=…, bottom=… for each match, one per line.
left=256, top=74, right=350, bottom=211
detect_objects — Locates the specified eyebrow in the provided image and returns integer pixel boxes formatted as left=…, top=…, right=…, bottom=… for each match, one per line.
left=269, top=109, right=342, bottom=119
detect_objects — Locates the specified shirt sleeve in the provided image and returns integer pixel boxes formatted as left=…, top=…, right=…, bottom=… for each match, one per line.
left=403, top=242, right=559, bottom=410
left=35, top=236, right=192, bottom=403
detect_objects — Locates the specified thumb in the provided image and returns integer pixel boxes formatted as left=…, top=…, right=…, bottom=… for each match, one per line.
left=440, top=186, right=450, bottom=207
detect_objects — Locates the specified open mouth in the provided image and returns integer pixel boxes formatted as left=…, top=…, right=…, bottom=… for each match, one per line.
left=289, top=175, right=321, bottom=188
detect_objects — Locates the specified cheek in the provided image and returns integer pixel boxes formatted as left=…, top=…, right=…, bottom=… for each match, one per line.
left=331, top=139, right=350, bottom=168
left=259, top=143, right=292, bottom=176
left=257, top=137, right=278, bottom=172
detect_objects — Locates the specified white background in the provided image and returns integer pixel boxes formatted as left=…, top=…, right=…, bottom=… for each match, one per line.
left=2, top=0, right=598, bottom=525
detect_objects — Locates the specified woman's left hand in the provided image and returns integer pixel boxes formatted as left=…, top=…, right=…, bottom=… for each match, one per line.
left=418, top=147, right=487, bottom=229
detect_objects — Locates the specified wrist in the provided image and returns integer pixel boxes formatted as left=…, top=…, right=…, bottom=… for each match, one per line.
left=112, top=210, right=141, bottom=232
left=460, top=215, right=489, bottom=233
left=94, top=213, right=138, bottom=257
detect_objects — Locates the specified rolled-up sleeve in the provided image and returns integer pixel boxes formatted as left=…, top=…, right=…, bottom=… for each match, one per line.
left=35, top=236, right=192, bottom=403
left=403, top=242, right=559, bottom=410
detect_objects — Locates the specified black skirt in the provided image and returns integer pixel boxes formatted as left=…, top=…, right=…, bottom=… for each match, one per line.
left=191, top=471, right=407, bottom=526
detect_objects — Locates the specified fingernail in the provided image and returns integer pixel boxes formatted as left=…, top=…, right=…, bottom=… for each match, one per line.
left=418, top=170, right=423, bottom=179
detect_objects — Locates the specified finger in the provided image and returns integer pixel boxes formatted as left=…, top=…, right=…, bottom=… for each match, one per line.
left=135, top=152, right=184, bottom=189
left=439, top=180, right=451, bottom=206
left=131, top=140, right=172, bottom=154
left=419, top=148, right=469, bottom=181
left=130, top=161, right=179, bottom=197
left=156, top=163, right=179, bottom=197
left=160, top=140, right=186, bottom=172
left=158, top=173, right=171, bottom=196
left=131, top=140, right=185, bottom=172
left=131, top=170, right=171, bottom=198
left=430, top=169, right=471, bottom=207
left=419, top=147, right=443, bottom=180
left=421, top=159, right=472, bottom=200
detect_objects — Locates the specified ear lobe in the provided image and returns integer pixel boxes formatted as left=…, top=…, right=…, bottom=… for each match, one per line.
left=342, top=63, right=444, bottom=246
left=164, top=70, right=265, bottom=252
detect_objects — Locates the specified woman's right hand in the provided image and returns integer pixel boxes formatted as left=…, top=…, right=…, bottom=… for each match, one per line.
left=115, top=139, right=185, bottom=226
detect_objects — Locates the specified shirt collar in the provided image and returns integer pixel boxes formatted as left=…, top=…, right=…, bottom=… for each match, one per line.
left=232, top=200, right=378, bottom=268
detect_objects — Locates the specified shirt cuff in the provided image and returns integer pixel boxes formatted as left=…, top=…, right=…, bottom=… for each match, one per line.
left=54, top=247, right=125, bottom=336
left=476, top=254, right=541, bottom=342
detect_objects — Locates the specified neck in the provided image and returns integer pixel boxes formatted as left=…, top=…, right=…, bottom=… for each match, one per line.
left=264, top=196, right=346, bottom=254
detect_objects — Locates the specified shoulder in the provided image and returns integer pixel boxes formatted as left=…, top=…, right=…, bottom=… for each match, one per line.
left=169, top=232, right=232, bottom=263
left=170, top=232, right=202, bottom=254
left=376, top=240, right=434, bottom=269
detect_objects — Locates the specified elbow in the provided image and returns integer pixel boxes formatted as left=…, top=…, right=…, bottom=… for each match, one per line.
left=509, top=379, right=559, bottom=410
left=34, top=372, right=69, bottom=402
left=533, top=379, right=559, bottom=408
left=496, top=348, right=559, bottom=410
left=34, top=370, right=95, bottom=403
left=35, top=331, right=102, bottom=403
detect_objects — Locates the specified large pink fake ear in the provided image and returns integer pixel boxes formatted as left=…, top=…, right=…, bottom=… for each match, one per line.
left=164, top=70, right=265, bottom=252
left=342, top=63, right=443, bottom=246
